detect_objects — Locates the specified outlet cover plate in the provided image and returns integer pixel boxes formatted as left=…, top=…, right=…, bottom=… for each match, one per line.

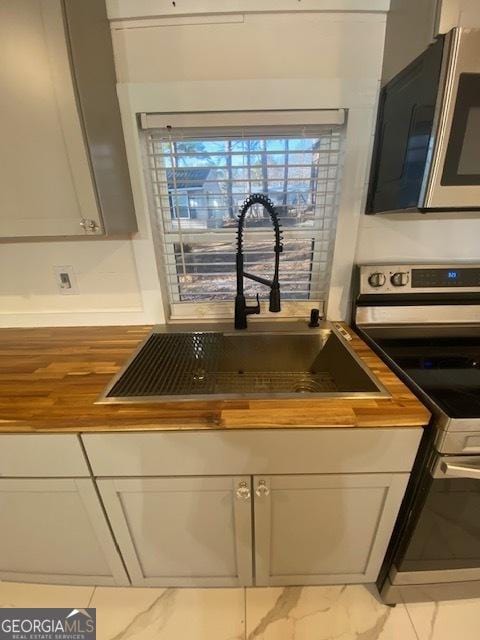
left=53, top=265, right=78, bottom=295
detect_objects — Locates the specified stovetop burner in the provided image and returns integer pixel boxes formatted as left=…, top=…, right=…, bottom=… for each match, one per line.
left=362, top=329, right=480, bottom=419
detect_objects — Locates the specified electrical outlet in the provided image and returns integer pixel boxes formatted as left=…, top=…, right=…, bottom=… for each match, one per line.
left=54, top=265, right=78, bottom=295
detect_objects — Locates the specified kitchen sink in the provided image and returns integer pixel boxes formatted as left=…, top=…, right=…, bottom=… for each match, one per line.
left=98, top=323, right=389, bottom=402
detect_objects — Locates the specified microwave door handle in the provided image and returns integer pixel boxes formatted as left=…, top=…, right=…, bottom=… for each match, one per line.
left=439, top=460, right=480, bottom=480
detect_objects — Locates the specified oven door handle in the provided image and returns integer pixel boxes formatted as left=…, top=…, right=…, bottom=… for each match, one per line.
left=438, top=459, right=480, bottom=480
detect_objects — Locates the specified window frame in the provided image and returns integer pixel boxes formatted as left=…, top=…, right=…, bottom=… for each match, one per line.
left=141, top=110, right=345, bottom=321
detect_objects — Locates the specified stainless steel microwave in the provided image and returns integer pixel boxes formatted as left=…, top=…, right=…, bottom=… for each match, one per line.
left=367, top=28, right=480, bottom=213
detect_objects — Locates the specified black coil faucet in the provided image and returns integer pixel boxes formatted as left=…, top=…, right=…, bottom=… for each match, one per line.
left=234, top=194, right=283, bottom=329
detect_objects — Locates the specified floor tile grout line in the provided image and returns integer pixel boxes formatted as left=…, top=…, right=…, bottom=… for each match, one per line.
left=87, top=586, right=96, bottom=608
left=243, top=587, right=247, bottom=640
left=399, top=592, right=422, bottom=640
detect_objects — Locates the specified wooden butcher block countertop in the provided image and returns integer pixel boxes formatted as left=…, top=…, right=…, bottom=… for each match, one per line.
left=0, top=323, right=430, bottom=433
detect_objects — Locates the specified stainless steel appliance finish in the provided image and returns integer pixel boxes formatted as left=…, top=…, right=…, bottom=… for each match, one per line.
left=367, top=27, right=480, bottom=213
left=424, top=29, right=480, bottom=209
left=359, top=262, right=480, bottom=296
left=433, top=455, right=480, bottom=480
left=355, top=263, right=480, bottom=603
left=99, top=322, right=388, bottom=403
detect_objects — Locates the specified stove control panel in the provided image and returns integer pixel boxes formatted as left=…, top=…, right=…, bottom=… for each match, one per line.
left=359, top=264, right=480, bottom=294
left=411, top=268, right=480, bottom=288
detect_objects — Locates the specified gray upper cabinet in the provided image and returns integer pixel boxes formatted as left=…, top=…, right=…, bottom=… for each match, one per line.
left=0, top=478, right=129, bottom=586
left=97, top=476, right=254, bottom=587
left=0, top=0, right=136, bottom=238
left=253, top=473, right=409, bottom=586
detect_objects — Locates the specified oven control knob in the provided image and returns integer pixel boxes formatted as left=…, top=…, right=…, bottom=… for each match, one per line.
left=368, top=272, right=386, bottom=288
left=390, top=272, right=409, bottom=287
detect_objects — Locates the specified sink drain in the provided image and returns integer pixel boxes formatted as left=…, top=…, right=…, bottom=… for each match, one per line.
left=293, top=376, right=327, bottom=393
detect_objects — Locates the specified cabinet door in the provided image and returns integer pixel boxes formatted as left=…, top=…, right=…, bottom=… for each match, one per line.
left=0, top=479, right=128, bottom=586
left=0, top=0, right=102, bottom=237
left=253, top=473, right=409, bottom=586
left=97, top=476, right=253, bottom=587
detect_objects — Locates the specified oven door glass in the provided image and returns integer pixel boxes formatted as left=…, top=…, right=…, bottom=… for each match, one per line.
left=396, top=458, right=480, bottom=572
left=442, top=73, right=480, bottom=186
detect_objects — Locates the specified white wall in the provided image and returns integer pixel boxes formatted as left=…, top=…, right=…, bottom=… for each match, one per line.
left=356, top=213, right=480, bottom=265
left=0, top=239, right=146, bottom=327
left=111, top=13, right=385, bottom=84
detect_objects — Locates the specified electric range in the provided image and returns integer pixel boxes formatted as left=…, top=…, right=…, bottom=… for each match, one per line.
left=354, top=263, right=480, bottom=603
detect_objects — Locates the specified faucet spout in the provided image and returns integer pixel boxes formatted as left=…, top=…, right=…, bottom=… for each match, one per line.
left=234, top=193, right=283, bottom=329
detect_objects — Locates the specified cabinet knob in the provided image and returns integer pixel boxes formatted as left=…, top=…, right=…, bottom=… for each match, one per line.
left=255, top=479, right=270, bottom=497
left=236, top=481, right=251, bottom=500
left=80, top=218, right=99, bottom=233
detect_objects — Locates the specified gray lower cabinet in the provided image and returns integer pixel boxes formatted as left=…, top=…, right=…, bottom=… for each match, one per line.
left=97, top=476, right=254, bottom=587
left=0, top=431, right=419, bottom=587
left=253, top=473, right=409, bottom=586
left=95, top=472, right=408, bottom=588
left=83, top=430, right=421, bottom=588
left=0, top=479, right=129, bottom=586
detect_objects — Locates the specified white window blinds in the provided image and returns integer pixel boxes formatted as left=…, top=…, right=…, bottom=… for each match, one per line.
left=143, top=117, right=343, bottom=319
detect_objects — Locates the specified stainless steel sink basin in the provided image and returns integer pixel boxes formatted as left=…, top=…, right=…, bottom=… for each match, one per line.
left=98, top=323, right=389, bottom=402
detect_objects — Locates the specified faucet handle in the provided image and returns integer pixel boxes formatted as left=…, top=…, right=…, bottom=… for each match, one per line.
left=246, top=294, right=261, bottom=315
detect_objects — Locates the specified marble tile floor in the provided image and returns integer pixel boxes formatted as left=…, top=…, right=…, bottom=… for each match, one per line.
left=0, top=581, right=479, bottom=640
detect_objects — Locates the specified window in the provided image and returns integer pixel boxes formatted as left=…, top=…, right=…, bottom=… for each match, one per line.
left=169, top=190, right=191, bottom=219
left=142, top=112, right=344, bottom=319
